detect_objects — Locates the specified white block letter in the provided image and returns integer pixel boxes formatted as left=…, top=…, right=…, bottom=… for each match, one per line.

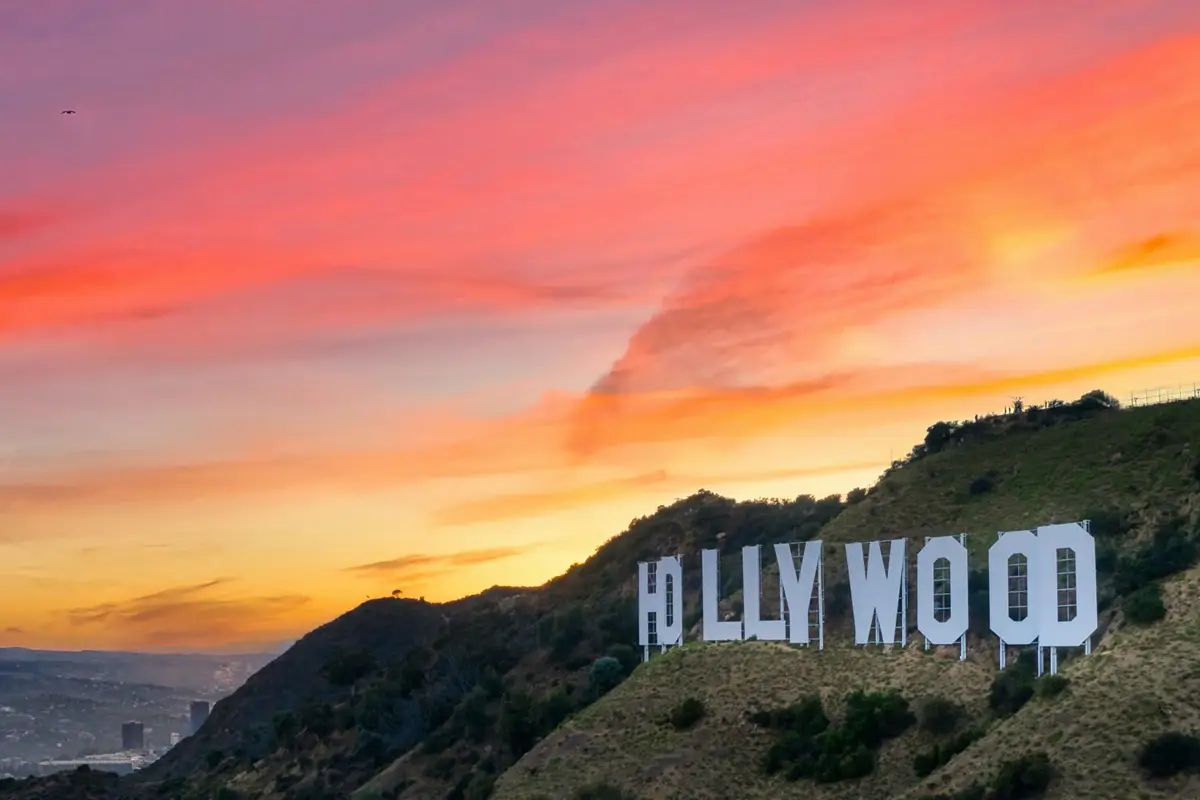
left=637, top=556, right=683, bottom=647
left=988, top=531, right=1041, bottom=645
left=743, top=546, right=786, bottom=641
left=846, top=539, right=906, bottom=645
left=917, top=536, right=969, bottom=645
left=1035, top=523, right=1098, bottom=647
left=776, top=541, right=822, bottom=644
left=701, top=549, right=742, bottom=641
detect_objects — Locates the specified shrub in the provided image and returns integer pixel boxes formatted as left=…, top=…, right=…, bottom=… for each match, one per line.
left=1114, top=520, right=1198, bottom=595
left=968, top=476, right=995, bottom=496
left=463, top=772, right=497, bottom=800
left=1193, top=458, right=1200, bottom=485
left=546, top=606, right=589, bottom=663
left=669, top=697, right=705, bottom=731
left=989, top=752, right=1053, bottom=798
left=572, top=783, right=639, bottom=800
left=1124, top=583, right=1167, bottom=626
left=421, top=727, right=455, bottom=755
left=497, top=691, right=539, bottom=759
left=1034, top=674, right=1069, bottom=699
left=424, top=754, right=456, bottom=780
left=753, top=691, right=913, bottom=783
left=1084, top=507, right=1133, bottom=539
left=967, top=568, right=992, bottom=637
left=320, top=649, right=378, bottom=687
left=988, top=651, right=1037, bottom=717
left=919, top=697, right=963, bottom=735
left=272, top=711, right=298, bottom=749
left=588, top=656, right=626, bottom=697
left=605, top=643, right=640, bottom=675
left=912, top=728, right=983, bottom=777
left=1138, top=731, right=1200, bottom=778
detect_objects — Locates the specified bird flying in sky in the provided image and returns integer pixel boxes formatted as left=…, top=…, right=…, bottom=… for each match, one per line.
left=61, top=109, right=75, bottom=114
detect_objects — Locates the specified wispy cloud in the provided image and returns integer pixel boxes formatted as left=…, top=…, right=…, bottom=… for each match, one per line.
left=343, top=546, right=530, bottom=584
left=431, top=463, right=882, bottom=527
left=63, top=579, right=311, bottom=649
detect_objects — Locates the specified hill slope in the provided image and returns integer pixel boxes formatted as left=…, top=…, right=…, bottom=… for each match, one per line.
left=491, top=641, right=996, bottom=800
left=491, top=396, right=1200, bottom=800
left=2, top=392, right=1197, bottom=800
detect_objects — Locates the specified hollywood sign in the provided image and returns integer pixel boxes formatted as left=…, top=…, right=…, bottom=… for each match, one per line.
left=636, top=522, right=1098, bottom=675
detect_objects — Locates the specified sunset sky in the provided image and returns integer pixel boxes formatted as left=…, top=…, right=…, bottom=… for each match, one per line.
left=3, top=1, right=1200, bottom=653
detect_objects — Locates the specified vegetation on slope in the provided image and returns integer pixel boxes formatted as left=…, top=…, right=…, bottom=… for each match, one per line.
left=491, top=394, right=1200, bottom=799
left=490, top=641, right=997, bottom=799
left=2, top=390, right=1197, bottom=800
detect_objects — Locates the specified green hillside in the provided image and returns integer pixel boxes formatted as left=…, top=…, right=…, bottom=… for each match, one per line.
left=492, top=395, right=1200, bottom=800
left=1, top=391, right=1197, bottom=800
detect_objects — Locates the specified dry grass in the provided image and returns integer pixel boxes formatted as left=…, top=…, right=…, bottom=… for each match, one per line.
left=903, top=565, right=1200, bottom=800
left=493, top=566, right=1200, bottom=800
left=493, top=402, right=1200, bottom=800
left=492, top=640, right=994, bottom=800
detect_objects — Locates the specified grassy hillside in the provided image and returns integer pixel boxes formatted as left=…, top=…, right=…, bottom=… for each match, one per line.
left=904, top=563, right=1200, bottom=800
left=491, top=562, right=1200, bottom=800
left=490, top=396, right=1200, bottom=800
left=491, top=641, right=996, bottom=800
left=2, top=391, right=1197, bottom=800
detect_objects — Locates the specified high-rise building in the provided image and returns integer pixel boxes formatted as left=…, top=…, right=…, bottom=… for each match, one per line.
left=169, top=732, right=181, bottom=747
left=121, top=721, right=144, bottom=752
left=189, top=700, right=210, bottom=735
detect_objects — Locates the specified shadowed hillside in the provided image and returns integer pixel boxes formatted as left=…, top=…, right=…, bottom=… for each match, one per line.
left=2, top=392, right=1198, bottom=800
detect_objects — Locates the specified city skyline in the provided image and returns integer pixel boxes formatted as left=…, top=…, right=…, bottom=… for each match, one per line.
left=3, top=1, right=1200, bottom=652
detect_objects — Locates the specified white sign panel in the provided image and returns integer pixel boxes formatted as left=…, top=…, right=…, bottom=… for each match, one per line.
left=637, top=556, right=683, bottom=648
left=846, top=539, right=906, bottom=645
left=916, top=535, right=969, bottom=645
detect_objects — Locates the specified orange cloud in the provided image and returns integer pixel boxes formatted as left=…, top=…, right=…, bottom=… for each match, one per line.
left=430, top=463, right=882, bottom=527
left=6, top=345, right=1198, bottom=516
left=1096, top=233, right=1200, bottom=276
left=343, top=546, right=530, bottom=586
left=63, top=578, right=311, bottom=650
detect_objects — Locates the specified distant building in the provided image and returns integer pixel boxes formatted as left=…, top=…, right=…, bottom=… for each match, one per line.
left=121, top=721, right=144, bottom=752
left=190, top=700, right=210, bottom=735
left=39, top=752, right=154, bottom=777
left=169, top=732, right=181, bottom=746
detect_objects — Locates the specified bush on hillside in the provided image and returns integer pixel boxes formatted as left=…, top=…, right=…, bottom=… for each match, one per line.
left=1114, top=519, right=1198, bottom=595
left=1034, top=674, right=1069, bottom=699
left=847, top=487, right=868, bottom=504
left=572, top=782, right=639, bottom=800
left=968, top=475, right=995, bottom=495
left=967, top=568, right=992, bottom=637
left=753, top=691, right=914, bottom=783
left=588, top=656, right=625, bottom=697
left=914, top=789, right=986, bottom=800
left=912, top=727, right=983, bottom=778
left=463, top=772, right=496, bottom=800
left=919, top=697, right=964, bottom=735
left=988, top=650, right=1038, bottom=717
left=988, top=752, right=1053, bottom=798
left=320, top=649, right=378, bottom=687
left=1124, top=582, right=1167, bottom=626
left=1192, top=458, right=1200, bottom=484
left=669, top=697, right=705, bottom=730
left=605, top=643, right=640, bottom=675
left=1083, top=507, right=1134, bottom=539
left=1138, top=731, right=1200, bottom=778
left=544, top=606, right=590, bottom=664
